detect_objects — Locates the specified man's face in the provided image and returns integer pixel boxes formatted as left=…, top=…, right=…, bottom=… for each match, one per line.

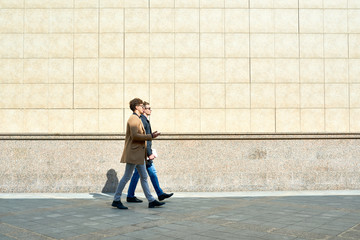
left=136, top=104, right=144, bottom=114
left=144, top=105, right=152, bottom=116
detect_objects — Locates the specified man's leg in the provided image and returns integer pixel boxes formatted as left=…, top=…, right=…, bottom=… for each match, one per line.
left=113, top=163, right=135, bottom=201
left=147, top=164, right=174, bottom=201
left=136, top=163, right=165, bottom=208
left=112, top=163, right=136, bottom=209
left=146, top=165, right=164, bottom=197
left=127, top=168, right=140, bottom=198
left=135, top=164, right=155, bottom=202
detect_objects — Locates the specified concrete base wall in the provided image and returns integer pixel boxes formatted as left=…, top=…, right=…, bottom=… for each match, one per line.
left=1, top=134, right=360, bottom=193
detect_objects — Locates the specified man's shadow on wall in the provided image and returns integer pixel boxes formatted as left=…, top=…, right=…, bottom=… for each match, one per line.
left=102, top=169, right=119, bottom=193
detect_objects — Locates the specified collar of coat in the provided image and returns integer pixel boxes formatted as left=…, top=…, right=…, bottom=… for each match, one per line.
left=132, top=112, right=141, bottom=118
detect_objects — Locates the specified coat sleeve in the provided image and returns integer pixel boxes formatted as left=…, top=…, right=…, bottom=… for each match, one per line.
left=129, top=116, right=153, bottom=141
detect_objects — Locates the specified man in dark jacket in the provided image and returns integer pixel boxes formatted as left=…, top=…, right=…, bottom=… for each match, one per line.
left=126, top=101, right=173, bottom=202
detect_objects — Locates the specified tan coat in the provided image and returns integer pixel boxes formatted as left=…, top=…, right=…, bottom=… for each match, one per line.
left=120, top=114, right=153, bottom=165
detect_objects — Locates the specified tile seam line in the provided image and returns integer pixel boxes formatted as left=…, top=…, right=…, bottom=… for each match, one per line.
left=1, top=136, right=360, bottom=141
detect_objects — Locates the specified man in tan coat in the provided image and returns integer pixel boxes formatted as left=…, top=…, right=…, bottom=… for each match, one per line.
left=112, top=98, right=163, bottom=209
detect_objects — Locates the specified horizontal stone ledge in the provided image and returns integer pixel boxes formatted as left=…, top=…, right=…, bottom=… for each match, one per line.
left=1, top=133, right=360, bottom=140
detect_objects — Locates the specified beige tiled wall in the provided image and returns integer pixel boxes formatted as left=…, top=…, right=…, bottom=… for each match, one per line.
left=0, top=0, right=359, bottom=133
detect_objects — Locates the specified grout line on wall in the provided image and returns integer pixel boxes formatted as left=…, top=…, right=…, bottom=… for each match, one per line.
left=1, top=107, right=348, bottom=110
left=173, top=0, right=175, bottom=120
left=72, top=0, right=75, bottom=133
left=173, top=0, right=176, bottom=122
left=223, top=0, right=226, bottom=132
left=272, top=1, right=276, bottom=133
left=16, top=31, right=354, bottom=35
left=98, top=0, right=100, bottom=132
left=322, top=1, right=326, bottom=133
left=297, top=0, right=302, bottom=132
left=347, top=0, right=350, bottom=132
left=248, top=0, right=251, bottom=132
left=74, top=55, right=349, bottom=59
left=298, top=0, right=301, bottom=132
left=17, top=7, right=358, bottom=10
left=47, top=2, right=50, bottom=133
left=22, top=0, right=25, bottom=132
left=148, top=0, right=150, bottom=108
left=123, top=7, right=125, bottom=133
left=198, top=0, right=201, bottom=132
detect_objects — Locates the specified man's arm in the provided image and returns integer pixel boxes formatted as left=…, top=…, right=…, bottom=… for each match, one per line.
left=146, top=140, right=152, bottom=155
left=140, top=116, right=153, bottom=156
left=129, top=117, right=152, bottom=141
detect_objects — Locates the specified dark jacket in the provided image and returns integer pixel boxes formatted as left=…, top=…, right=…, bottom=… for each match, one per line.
left=140, top=114, right=152, bottom=157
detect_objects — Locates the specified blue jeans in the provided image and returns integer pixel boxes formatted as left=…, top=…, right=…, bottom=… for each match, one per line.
left=127, top=164, right=164, bottom=198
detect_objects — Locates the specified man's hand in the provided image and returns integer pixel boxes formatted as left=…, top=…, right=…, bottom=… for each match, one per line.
left=148, top=154, right=156, bottom=160
left=152, top=131, right=161, bottom=138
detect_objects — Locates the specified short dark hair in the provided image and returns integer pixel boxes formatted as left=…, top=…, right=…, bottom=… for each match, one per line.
left=129, top=98, right=143, bottom=111
left=143, top=101, right=150, bottom=106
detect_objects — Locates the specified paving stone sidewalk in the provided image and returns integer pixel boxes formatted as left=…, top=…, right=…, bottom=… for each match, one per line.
left=1, top=192, right=360, bottom=240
